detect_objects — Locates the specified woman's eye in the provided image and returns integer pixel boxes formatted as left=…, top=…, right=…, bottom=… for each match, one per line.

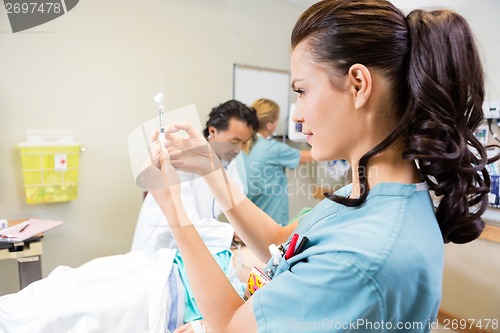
left=293, top=89, right=305, bottom=96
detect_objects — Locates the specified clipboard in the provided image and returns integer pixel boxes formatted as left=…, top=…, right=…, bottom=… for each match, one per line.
left=0, top=219, right=63, bottom=243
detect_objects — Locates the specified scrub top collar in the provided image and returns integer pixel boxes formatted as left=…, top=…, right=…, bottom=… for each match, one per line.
left=256, top=132, right=273, bottom=140
left=338, top=181, right=429, bottom=201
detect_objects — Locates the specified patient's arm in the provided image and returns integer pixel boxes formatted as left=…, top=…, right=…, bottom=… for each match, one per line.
left=174, top=320, right=212, bottom=333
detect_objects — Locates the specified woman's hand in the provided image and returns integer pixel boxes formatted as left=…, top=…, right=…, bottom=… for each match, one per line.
left=136, top=130, right=179, bottom=190
left=135, top=130, right=184, bottom=226
left=165, top=122, right=224, bottom=177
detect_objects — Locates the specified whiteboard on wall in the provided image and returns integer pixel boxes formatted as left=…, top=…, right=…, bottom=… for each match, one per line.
left=233, top=64, right=290, bottom=136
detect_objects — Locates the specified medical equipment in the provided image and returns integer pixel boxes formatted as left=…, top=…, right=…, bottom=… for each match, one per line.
left=17, top=130, right=82, bottom=204
left=154, top=92, right=165, bottom=142
left=268, top=244, right=282, bottom=266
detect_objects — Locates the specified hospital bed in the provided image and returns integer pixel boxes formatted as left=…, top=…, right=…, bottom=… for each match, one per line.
left=0, top=245, right=262, bottom=333
left=0, top=249, right=182, bottom=333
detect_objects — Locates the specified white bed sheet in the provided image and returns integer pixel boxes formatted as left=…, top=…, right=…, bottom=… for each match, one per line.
left=0, top=249, right=177, bottom=333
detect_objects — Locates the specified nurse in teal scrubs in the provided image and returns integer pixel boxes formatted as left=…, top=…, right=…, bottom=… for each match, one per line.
left=148, top=1, right=498, bottom=332
left=242, top=98, right=312, bottom=226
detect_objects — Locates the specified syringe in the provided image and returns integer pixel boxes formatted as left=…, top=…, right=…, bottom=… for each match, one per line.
left=153, top=92, right=165, bottom=142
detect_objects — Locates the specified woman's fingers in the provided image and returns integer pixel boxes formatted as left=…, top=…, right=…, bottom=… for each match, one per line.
left=135, top=139, right=165, bottom=189
left=165, top=125, right=180, bottom=142
left=159, top=144, right=170, bottom=168
left=172, top=121, right=204, bottom=139
left=162, top=122, right=203, bottom=143
left=146, top=139, right=162, bottom=168
left=150, top=128, right=160, bottom=143
left=153, top=121, right=215, bottom=175
left=168, top=149, right=181, bottom=160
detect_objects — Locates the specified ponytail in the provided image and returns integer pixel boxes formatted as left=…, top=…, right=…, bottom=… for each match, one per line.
left=403, top=10, right=498, bottom=243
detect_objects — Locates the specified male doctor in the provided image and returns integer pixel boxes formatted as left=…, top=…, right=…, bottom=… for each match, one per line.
left=131, top=99, right=258, bottom=254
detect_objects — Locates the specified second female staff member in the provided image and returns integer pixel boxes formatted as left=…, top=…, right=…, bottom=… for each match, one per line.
left=147, top=1, right=498, bottom=332
left=242, top=98, right=312, bottom=226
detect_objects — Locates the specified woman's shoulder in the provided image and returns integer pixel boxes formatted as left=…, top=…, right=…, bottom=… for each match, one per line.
left=298, top=182, right=437, bottom=260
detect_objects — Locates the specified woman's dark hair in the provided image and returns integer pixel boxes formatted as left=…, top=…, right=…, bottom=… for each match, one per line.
left=203, top=99, right=259, bottom=138
left=291, top=0, right=499, bottom=243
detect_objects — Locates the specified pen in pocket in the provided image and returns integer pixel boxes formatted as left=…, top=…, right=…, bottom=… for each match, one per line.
left=294, top=236, right=309, bottom=256
left=284, top=233, right=299, bottom=260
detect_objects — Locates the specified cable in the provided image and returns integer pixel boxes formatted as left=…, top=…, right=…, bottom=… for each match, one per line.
left=487, top=118, right=500, bottom=144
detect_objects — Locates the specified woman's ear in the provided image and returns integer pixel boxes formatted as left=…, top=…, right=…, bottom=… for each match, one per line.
left=266, top=121, right=275, bottom=132
left=348, top=64, right=372, bottom=109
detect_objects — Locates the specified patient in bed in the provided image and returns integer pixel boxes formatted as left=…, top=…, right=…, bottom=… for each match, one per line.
left=0, top=248, right=181, bottom=333
left=0, top=101, right=258, bottom=333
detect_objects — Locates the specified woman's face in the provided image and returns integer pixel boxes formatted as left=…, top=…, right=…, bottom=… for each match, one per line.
left=291, top=42, right=359, bottom=162
left=268, top=118, right=279, bottom=134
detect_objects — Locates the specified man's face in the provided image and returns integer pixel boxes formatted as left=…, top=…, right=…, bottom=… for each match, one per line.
left=208, top=118, right=253, bottom=162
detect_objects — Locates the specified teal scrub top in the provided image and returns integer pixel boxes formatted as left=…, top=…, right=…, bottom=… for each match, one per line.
left=253, top=182, right=444, bottom=333
left=242, top=135, right=301, bottom=226
left=174, top=250, right=244, bottom=323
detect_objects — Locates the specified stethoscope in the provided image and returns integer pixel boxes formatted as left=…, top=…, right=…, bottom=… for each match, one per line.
left=211, top=198, right=216, bottom=219
left=211, top=160, right=231, bottom=219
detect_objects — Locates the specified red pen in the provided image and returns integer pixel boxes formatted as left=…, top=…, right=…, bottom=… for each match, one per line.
left=284, top=233, right=299, bottom=260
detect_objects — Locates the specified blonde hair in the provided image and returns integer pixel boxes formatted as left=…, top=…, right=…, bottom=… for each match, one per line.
left=244, top=98, right=280, bottom=154
left=253, top=98, right=280, bottom=131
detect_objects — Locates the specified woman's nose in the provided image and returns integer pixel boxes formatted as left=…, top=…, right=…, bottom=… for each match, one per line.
left=292, top=104, right=303, bottom=123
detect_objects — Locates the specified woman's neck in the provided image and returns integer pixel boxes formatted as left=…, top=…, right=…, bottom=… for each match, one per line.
left=258, top=129, right=272, bottom=139
left=349, top=146, right=421, bottom=198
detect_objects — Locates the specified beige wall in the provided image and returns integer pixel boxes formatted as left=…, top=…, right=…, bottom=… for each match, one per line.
left=441, top=239, right=500, bottom=333
left=1, top=1, right=499, bottom=327
left=0, top=0, right=305, bottom=294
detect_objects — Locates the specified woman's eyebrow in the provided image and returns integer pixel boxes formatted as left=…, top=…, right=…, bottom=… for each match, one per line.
left=291, top=79, right=304, bottom=90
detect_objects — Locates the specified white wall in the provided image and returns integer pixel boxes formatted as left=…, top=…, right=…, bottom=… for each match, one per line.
left=441, top=240, right=500, bottom=333
left=391, top=0, right=500, bottom=100
left=0, top=0, right=305, bottom=294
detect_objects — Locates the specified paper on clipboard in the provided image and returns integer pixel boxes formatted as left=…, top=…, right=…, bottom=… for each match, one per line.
left=0, top=219, right=63, bottom=242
